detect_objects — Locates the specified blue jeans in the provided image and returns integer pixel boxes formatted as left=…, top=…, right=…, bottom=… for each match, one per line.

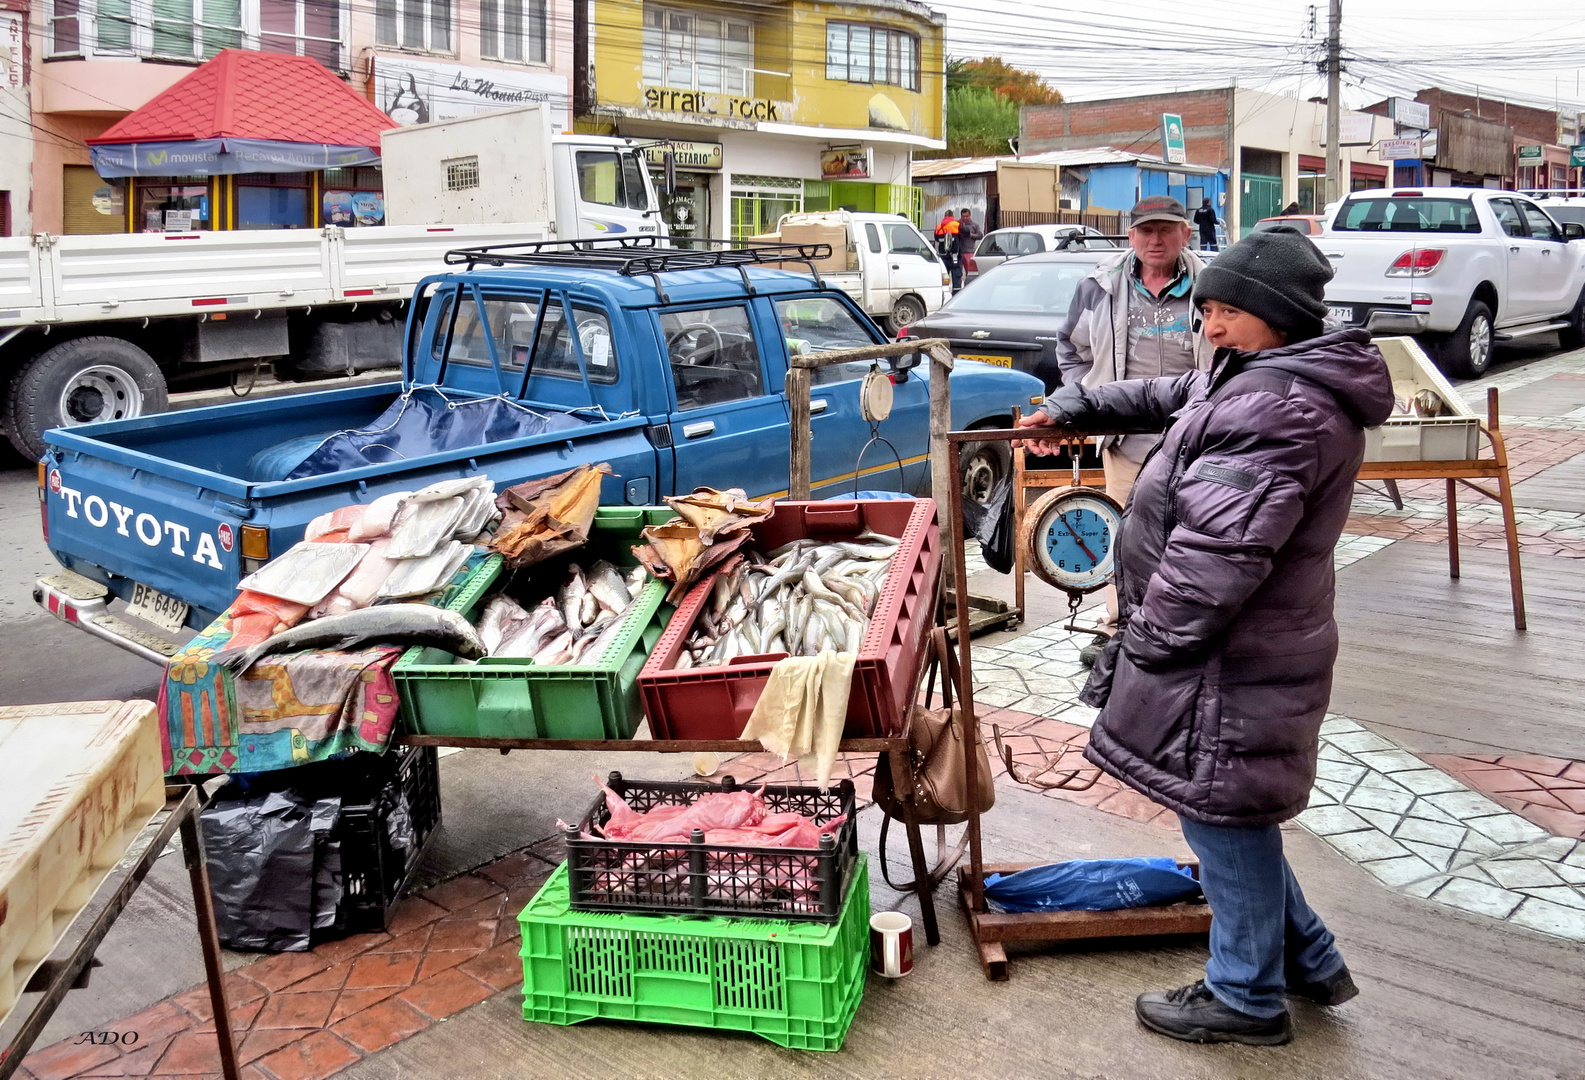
left=1177, top=817, right=1345, bottom=1018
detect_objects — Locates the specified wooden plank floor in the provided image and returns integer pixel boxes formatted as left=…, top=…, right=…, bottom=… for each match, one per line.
left=1331, top=541, right=1585, bottom=759
left=1511, top=450, right=1585, bottom=513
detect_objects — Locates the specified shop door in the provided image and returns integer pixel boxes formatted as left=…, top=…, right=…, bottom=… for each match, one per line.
left=661, top=172, right=711, bottom=249
left=1240, top=173, right=1282, bottom=233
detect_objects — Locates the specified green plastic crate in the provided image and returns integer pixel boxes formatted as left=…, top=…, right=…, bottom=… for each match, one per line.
left=519, top=856, right=870, bottom=1052
left=393, top=507, right=675, bottom=741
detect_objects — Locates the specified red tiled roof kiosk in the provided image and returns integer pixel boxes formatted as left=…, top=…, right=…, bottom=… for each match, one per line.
left=86, top=50, right=395, bottom=232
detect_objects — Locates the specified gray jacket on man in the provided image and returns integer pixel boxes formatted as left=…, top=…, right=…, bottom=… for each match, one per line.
left=1053, top=249, right=1217, bottom=391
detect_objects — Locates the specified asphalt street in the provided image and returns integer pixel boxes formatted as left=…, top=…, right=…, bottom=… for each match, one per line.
left=0, top=339, right=1562, bottom=708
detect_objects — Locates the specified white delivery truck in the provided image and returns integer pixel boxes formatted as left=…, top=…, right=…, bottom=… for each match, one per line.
left=765, top=211, right=950, bottom=335
left=0, top=104, right=663, bottom=459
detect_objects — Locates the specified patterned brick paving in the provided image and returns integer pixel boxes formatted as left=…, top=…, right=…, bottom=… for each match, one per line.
left=19, top=860, right=552, bottom=1080
left=1425, top=754, right=1585, bottom=841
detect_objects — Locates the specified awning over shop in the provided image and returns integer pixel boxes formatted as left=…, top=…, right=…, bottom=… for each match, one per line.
left=91, top=138, right=379, bottom=178
left=87, top=49, right=394, bottom=178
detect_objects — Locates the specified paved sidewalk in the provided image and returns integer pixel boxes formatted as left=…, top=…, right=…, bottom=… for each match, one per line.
left=14, top=347, right=1585, bottom=1080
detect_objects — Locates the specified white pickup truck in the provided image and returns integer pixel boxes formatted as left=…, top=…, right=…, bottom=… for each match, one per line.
left=766, top=211, right=950, bottom=334
left=1319, top=187, right=1585, bottom=377
left=0, top=107, right=662, bottom=460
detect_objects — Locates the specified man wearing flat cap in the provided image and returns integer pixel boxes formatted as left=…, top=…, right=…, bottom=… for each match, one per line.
left=1053, top=195, right=1216, bottom=666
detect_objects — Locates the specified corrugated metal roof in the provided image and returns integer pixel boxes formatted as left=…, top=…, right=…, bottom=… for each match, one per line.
left=89, top=50, right=394, bottom=151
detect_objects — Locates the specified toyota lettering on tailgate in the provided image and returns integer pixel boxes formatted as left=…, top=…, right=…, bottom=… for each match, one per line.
left=49, top=474, right=225, bottom=570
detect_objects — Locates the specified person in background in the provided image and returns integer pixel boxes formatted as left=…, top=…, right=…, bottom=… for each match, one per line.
left=1017, top=226, right=1395, bottom=1045
left=958, top=208, right=985, bottom=258
left=1052, top=195, right=1215, bottom=666
left=1280, top=200, right=1302, bottom=216
left=935, top=209, right=963, bottom=291
left=1193, top=199, right=1219, bottom=252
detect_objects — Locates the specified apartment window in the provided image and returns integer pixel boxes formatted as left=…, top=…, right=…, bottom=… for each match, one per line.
left=261, top=0, right=339, bottom=67
left=153, top=0, right=242, bottom=57
left=642, top=5, right=753, bottom=95
left=825, top=21, right=918, bottom=91
left=480, top=0, right=546, bottom=63
left=376, top=0, right=450, bottom=52
left=49, top=0, right=341, bottom=66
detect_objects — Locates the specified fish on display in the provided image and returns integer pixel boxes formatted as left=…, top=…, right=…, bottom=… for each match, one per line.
left=476, top=561, right=654, bottom=664
left=215, top=604, right=486, bottom=674
left=673, top=531, right=900, bottom=669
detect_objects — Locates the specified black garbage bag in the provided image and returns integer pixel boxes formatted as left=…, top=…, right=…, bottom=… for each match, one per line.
left=309, top=798, right=344, bottom=934
left=200, top=791, right=317, bottom=952
left=960, top=476, right=1015, bottom=574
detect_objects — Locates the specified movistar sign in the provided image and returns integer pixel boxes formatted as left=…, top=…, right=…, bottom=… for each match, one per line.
left=89, top=137, right=379, bottom=178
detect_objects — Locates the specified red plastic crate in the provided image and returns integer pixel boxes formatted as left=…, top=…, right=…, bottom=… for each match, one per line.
left=638, top=498, right=941, bottom=740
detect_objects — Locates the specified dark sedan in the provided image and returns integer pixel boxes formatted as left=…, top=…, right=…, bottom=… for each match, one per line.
left=899, top=251, right=1107, bottom=391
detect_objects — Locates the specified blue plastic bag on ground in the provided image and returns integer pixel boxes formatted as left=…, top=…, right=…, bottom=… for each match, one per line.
left=983, top=857, right=1202, bottom=913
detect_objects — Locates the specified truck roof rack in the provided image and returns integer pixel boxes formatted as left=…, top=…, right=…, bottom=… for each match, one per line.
left=442, top=236, right=834, bottom=302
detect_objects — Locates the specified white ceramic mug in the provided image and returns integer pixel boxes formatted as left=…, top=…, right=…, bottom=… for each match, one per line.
left=869, top=911, right=914, bottom=978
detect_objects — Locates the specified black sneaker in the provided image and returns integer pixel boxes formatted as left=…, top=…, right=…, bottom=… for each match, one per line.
left=1287, top=964, right=1359, bottom=1007
left=1079, top=633, right=1111, bottom=668
left=1135, top=980, right=1293, bottom=1046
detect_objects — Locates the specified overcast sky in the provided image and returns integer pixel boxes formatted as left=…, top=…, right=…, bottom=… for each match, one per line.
left=931, top=0, right=1585, bottom=116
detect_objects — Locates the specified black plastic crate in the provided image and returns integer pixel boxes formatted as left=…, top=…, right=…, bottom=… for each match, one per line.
left=340, top=745, right=443, bottom=933
left=566, top=772, right=857, bottom=923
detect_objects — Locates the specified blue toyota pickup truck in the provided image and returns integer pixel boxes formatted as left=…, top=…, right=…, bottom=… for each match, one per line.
left=36, top=240, right=1042, bottom=662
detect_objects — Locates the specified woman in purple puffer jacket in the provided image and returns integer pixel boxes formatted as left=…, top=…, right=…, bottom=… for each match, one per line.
left=1018, top=226, right=1395, bottom=1046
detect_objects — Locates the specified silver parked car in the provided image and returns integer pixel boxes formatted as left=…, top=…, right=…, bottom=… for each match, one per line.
left=967, top=224, right=1117, bottom=283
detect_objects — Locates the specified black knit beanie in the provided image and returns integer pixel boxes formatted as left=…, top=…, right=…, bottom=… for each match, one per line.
left=1192, top=226, right=1334, bottom=342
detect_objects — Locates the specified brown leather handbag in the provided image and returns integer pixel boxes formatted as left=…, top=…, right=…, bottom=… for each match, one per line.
left=873, top=627, right=996, bottom=889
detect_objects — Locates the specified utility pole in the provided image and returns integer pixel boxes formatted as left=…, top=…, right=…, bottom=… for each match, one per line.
left=1324, top=0, right=1343, bottom=206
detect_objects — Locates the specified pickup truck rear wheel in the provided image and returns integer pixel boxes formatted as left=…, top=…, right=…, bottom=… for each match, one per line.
left=1559, top=289, right=1585, bottom=352
left=4, top=337, right=167, bottom=460
left=1435, top=300, right=1494, bottom=379
left=886, top=295, right=928, bottom=336
left=959, top=439, right=1010, bottom=506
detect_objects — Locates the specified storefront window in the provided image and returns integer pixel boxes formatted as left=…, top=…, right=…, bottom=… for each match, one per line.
left=63, top=166, right=127, bottom=235
left=322, top=166, right=385, bottom=227
left=729, top=174, right=801, bottom=241
left=236, top=172, right=310, bottom=230
left=1297, top=171, right=1323, bottom=214
left=137, top=176, right=211, bottom=232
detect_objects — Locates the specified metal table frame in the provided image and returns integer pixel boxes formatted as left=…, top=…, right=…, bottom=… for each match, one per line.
left=0, top=787, right=240, bottom=1080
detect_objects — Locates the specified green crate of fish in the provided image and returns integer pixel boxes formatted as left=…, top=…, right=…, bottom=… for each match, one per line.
left=393, top=507, right=675, bottom=741
left=519, top=856, right=869, bottom=1052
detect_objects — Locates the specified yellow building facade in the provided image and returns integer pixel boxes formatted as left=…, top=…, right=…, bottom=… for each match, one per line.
left=585, top=0, right=945, bottom=240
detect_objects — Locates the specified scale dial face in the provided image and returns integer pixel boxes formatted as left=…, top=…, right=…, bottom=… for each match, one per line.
left=1020, top=487, right=1124, bottom=594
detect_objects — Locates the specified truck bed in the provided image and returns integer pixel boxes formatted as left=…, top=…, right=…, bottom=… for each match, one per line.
left=0, top=223, right=551, bottom=326
left=43, top=382, right=657, bottom=623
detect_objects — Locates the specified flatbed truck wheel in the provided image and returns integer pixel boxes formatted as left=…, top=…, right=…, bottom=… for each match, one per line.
left=3, top=337, right=167, bottom=460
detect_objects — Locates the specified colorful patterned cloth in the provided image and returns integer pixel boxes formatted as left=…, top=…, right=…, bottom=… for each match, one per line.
left=158, top=553, right=484, bottom=776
